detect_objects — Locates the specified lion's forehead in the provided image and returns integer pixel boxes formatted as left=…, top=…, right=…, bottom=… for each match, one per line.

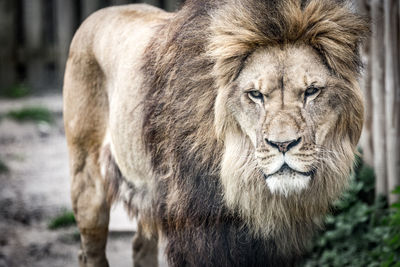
left=239, top=45, right=330, bottom=94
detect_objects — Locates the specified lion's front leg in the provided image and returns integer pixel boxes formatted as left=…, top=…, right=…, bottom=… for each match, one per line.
left=132, top=219, right=159, bottom=267
left=78, top=228, right=109, bottom=267
left=70, top=152, right=110, bottom=267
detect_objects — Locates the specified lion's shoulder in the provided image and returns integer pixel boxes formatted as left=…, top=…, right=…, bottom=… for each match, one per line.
left=68, top=3, right=171, bottom=58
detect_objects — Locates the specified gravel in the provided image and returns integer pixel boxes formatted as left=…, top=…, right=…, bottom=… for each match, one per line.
left=0, top=94, right=144, bottom=267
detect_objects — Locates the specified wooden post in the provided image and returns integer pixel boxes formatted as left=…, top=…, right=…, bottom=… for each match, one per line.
left=357, top=0, right=374, bottom=166
left=360, top=53, right=374, bottom=166
left=55, top=0, right=78, bottom=84
left=81, top=0, right=107, bottom=20
left=0, top=0, right=17, bottom=92
left=164, top=0, right=180, bottom=11
left=143, top=0, right=161, bottom=7
left=111, top=0, right=131, bottom=5
left=370, top=0, right=387, bottom=197
left=384, top=0, right=400, bottom=203
left=22, top=0, right=45, bottom=91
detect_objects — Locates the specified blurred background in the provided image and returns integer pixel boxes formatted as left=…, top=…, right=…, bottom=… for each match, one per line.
left=0, top=0, right=182, bottom=94
left=0, top=0, right=399, bottom=266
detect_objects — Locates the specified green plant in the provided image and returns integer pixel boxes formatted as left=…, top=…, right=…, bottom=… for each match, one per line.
left=301, top=158, right=400, bottom=267
left=6, top=106, right=54, bottom=124
left=381, top=187, right=400, bottom=267
left=0, top=159, right=9, bottom=173
left=0, top=84, right=30, bottom=98
left=48, top=210, right=76, bottom=230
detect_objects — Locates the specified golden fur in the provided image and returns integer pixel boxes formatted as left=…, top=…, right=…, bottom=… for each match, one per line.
left=63, top=0, right=368, bottom=266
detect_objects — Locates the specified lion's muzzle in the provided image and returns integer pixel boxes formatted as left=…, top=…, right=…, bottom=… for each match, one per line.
left=265, top=137, right=302, bottom=153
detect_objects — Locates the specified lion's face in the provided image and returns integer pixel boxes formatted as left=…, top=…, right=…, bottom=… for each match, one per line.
left=217, top=44, right=363, bottom=238
left=231, top=45, right=337, bottom=196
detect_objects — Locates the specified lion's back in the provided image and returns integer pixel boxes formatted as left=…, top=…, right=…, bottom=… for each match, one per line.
left=67, top=4, right=170, bottom=76
left=63, top=4, right=172, bottom=189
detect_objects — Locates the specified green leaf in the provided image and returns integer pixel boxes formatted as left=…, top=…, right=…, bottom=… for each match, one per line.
left=391, top=186, right=400, bottom=195
left=6, top=106, right=54, bottom=124
left=48, top=210, right=76, bottom=229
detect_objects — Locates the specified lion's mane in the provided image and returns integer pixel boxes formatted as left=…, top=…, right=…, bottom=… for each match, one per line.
left=139, top=0, right=368, bottom=265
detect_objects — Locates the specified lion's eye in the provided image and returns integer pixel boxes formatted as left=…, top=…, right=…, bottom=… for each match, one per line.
left=248, top=90, right=263, bottom=101
left=304, top=86, right=320, bottom=98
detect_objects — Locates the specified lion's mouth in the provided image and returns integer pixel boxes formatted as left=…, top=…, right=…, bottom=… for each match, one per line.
left=263, top=164, right=314, bottom=179
left=263, top=164, right=314, bottom=196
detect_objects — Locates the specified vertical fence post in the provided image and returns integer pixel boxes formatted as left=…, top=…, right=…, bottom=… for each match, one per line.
left=357, top=0, right=374, bottom=166
left=111, top=0, right=131, bottom=5
left=22, top=0, right=45, bottom=91
left=384, top=0, right=400, bottom=203
left=0, top=0, right=17, bottom=92
left=81, top=0, right=106, bottom=20
left=143, top=0, right=161, bottom=7
left=55, top=0, right=78, bottom=85
left=164, top=0, right=180, bottom=11
left=360, top=53, right=374, bottom=165
left=371, top=0, right=387, bottom=197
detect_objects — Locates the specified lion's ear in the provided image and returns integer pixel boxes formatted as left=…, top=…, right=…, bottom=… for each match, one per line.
left=296, top=0, right=370, bottom=80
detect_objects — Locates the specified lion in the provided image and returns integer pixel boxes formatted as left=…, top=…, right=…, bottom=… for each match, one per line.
left=63, top=0, right=369, bottom=266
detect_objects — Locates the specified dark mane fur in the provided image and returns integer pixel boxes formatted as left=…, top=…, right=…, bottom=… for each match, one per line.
left=140, top=0, right=368, bottom=265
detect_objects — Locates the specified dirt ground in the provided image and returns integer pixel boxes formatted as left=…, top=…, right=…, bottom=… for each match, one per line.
left=0, top=95, right=152, bottom=267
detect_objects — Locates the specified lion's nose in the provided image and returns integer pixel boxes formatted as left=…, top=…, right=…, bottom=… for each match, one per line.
left=265, top=137, right=301, bottom=153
